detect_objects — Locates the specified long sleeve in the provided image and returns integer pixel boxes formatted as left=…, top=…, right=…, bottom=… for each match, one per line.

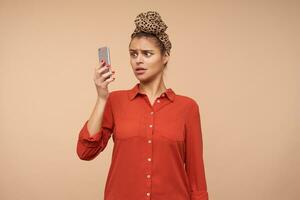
left=76, top=94, right=114, bottom=161
left=184, top=101, right=209, bottom=200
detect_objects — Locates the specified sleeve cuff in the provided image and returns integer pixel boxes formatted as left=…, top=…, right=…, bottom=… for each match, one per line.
left=78, top=120, right=102, bottom=147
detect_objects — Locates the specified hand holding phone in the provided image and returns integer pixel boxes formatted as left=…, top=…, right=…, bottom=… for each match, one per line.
left=94, top=46, right=115, bottom=98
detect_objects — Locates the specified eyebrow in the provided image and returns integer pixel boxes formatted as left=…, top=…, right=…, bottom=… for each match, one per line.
left=129, top=49, right=154, bottom=52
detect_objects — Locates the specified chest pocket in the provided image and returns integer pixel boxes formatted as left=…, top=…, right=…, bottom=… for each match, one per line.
left=155, top=115, right=185, bottom=142
left=114, top=113, right=142, bottom=139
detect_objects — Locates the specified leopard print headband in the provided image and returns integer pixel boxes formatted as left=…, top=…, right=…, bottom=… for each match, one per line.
left=131, top=11, right=172, bottom=55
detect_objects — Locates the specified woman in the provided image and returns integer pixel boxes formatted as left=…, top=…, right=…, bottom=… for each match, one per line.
left=76, top=11, right=209, bottom=200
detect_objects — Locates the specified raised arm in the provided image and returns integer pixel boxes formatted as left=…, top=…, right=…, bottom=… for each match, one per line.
left=76, top=59, right=115, bottom=160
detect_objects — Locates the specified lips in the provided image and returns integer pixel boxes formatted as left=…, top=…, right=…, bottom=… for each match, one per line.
left=135, top=67, right=147, bottom=75
left=135, top=67, right=147, bottom=71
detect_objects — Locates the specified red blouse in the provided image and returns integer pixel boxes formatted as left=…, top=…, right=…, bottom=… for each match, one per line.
left=76, top=83, right=209, bottom=200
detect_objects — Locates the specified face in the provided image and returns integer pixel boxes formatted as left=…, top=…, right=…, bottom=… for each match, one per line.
left=129, top=37, right=169, bottom=83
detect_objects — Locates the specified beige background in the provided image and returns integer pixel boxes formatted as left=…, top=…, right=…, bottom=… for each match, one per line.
left=0, top=0, right=299, bottom=199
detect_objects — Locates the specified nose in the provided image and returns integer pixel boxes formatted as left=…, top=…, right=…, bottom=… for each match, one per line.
left=136, top=53, right=143, bottom=63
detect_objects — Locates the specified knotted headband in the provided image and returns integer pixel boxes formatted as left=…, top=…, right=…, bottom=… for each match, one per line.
left=131, top=11, right=172, bottom=55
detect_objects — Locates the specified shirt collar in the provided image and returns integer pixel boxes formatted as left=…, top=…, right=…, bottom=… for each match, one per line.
left=128, top=83, right=175, bottom=102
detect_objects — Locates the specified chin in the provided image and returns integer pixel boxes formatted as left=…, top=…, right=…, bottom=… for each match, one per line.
left=136, top=75, right=156, bottom=84
left=136, top=76, right=149, bottom=82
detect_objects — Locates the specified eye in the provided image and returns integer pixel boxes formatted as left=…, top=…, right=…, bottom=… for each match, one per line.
left=130, top=52, right=137, bottom=58
left=144, top=52, right=152, bottom=57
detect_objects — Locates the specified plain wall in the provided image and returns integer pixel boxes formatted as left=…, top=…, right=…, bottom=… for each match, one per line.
left=0, top=0, right=299, bottom=199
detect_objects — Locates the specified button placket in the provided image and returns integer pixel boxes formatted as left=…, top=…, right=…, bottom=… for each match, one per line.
left=146, top=109, right=154, bottom=193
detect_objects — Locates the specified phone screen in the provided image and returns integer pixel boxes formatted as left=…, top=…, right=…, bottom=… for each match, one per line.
left=98, top=46, right=111, bottom=65
left=98, top=46, right=111, bottom=77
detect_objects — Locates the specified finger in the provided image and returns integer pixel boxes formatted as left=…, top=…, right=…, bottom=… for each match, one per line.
left=101, top=76, right=114, bottom=88
left=96, top=70, right=114, bottom=83
left=104, top=76, right=115, bottom=84
left=102, top=70, right=114, bottom=79
left=98, top=64, right=111, bottom=72
left=95, top=60, right=106, bottom=70
left=96, top=66, right=110, bottom=75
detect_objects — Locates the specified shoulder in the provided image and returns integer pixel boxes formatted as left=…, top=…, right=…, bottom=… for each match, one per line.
left=108, top=89, right=127, bottom=97
left=107, top=88, right=131, bottom=102
left=175, top=94, right=202, bottom=121
left=174, top=94, right=200, bottom=110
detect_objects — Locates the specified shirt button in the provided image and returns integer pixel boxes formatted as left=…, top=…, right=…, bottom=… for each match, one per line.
left=146, top=192, right=150, bottom=196
left=148, top=140, right=152, bottom=143
left=147, top=174, right=151, bottom=178
left=157, top=99, right=160, bottom=103
left=150, top=111, right=154, bottom=115
left=148, top=158, right=151, bottom=162
left=149, top=124, right=153, bottom=128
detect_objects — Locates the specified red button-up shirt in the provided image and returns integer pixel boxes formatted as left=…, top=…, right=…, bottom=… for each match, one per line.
left=76, top=83, right=209, bottom=200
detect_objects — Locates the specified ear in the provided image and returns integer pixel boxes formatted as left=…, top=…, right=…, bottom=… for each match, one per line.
left=162, top=53, right=169, bottom=65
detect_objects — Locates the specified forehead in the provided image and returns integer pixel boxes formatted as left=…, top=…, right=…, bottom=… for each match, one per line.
left=129, top=37, right=159, bottom=51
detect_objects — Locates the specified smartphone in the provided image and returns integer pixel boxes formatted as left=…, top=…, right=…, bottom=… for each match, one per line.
left=98, top=46, right=111, bottom=77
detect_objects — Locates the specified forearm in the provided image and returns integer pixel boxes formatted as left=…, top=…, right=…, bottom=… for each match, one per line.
left=87, top=96, right=108, bottom=137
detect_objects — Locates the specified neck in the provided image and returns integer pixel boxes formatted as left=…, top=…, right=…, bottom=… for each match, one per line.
left=139, top=78, right=167, bottom=99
